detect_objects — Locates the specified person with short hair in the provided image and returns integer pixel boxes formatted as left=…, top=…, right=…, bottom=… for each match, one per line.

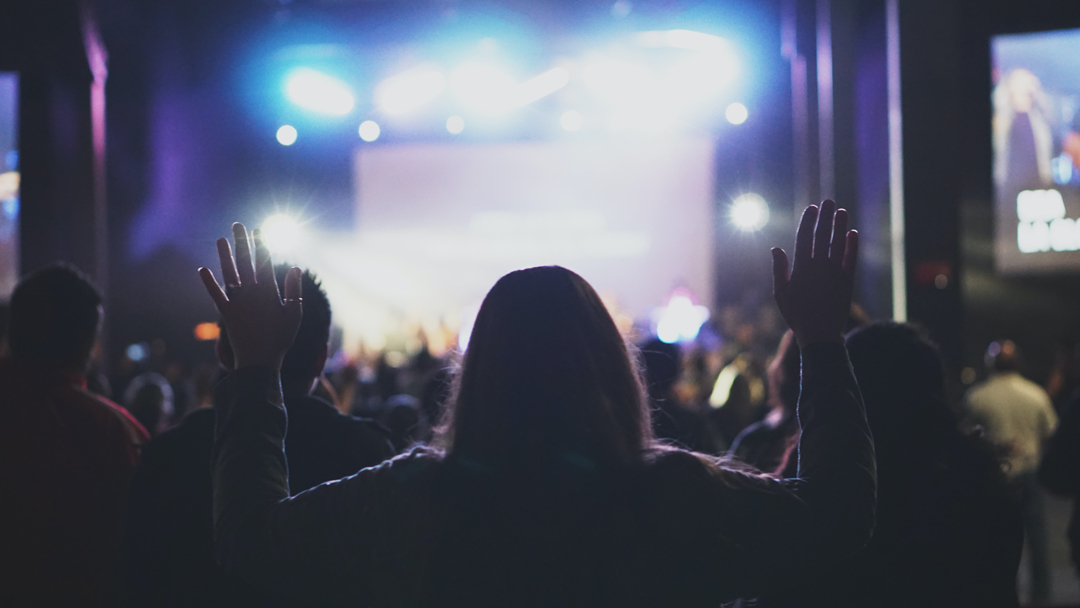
left=126, top=265, right=394, bottom=607
left=0, top=264, right=149, bottom=607
left=965, top=340, right=1058, bottom=603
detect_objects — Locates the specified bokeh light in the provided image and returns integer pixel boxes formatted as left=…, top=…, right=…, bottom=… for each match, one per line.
left=730, top=193, right=770, bottom=232
left=284, top=68, right=355, bottom=116
left=725, top=102, right=748, bottom=125
left=261, top=214, right=303, bottom=256
left=446, top=115, right=465, bottom=134
left=276, top=125, right=298, bottom=146
left=359, top=120, right=381, bottom=142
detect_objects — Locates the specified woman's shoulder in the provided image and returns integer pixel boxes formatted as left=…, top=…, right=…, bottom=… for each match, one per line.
left=644, top=445, right=784, bottom=492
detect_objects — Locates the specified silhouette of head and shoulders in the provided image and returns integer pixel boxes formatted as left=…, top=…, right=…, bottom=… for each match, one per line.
left=127, top=265, right=392, bottom=607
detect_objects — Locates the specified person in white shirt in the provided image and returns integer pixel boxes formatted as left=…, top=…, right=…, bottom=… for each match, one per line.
left=966, top=340, right=1058, bottom=603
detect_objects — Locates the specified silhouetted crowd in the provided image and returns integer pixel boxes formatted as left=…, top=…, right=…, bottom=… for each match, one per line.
left=3, top=203, right=1080, bottom=607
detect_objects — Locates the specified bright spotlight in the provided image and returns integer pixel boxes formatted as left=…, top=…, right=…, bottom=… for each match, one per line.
left=512, top=67, right=570, bottom=107
left=560, top=110, right=583, bottom=132
left=358, top=120, right=381, bottom=142
left=583, top=60, right=652, bottom=103
left=276, top=125, right=298, bottom=146
left=261, top=214, right=303, bottom=256
left=730, top=193, right=770, bottom=232
left=636, top=30, right=731, bottom=53
left=376, top=67, right=446, bottom=115
left=446, top=115, right=465, bottom=134
left=655, top=293, right=710, bottom=344
left=726, top=102, right=749, bottom=125
left=284, top=68, right=355, bottom=116
left=451, top=64, right=516, bottom=111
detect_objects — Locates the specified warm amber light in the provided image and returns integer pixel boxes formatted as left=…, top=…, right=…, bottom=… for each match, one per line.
left=194, top=322, right=220, bottom=341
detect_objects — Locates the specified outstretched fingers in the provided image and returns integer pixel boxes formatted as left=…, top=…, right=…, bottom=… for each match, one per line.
left=843, top=230, right=859, bottom=278
left=199, top=267, right=229, bottom=314
left=829, top=208, right=849, bottom=263
left=771, top=248, right=791, bottom=297
left=217, top=238, right=240, bottom=288
left=283, top=266, right=303, bottom=317
left=813, top=199, right=836, bottom=259
left=252, top=229, right=278, bottom=295
left=232, top=223, right=256, bottom=285
left=793, top=204, right=818, bottom=273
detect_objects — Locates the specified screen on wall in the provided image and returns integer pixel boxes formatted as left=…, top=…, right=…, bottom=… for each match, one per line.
left=0, top=73, right=18, bottom=298
left=294, top=137, right=715, bottom=348
left=992, top=28, right=1080, bottom=273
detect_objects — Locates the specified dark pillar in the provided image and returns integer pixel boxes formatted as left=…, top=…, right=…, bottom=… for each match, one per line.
left=0, top=0, right=106, bottom=284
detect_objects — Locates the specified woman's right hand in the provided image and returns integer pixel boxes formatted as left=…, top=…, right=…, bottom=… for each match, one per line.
left=198, top=222, right=303, bottom=372
left=771, top=200, right=858, bottom=348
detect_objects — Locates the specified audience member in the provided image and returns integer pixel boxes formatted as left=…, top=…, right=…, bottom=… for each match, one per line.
left=966, top=339, right=1058, bottom=603
left=641, top=337, right=720, bottom=454
left=198, top=203, right=874, bottom=605
left=707, top=352, right=766, bottom=446
left=730, top=330, right=801, bottom=478
left=0, top=264, right=149, bottom=606
left=760, top=323, right=1022, bottom=607
left=384, top=393, right=430, bottom=452
left=126, top=265, right=395, bottom=607
left=123, top=372, right=175, bottom=437
left=1038, top=389, right=1080, bottom=582
left=730, top=307, right=869, bottom=478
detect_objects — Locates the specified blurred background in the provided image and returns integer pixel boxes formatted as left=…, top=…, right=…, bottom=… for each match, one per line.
left=4, top=0, right=1080, bottom=601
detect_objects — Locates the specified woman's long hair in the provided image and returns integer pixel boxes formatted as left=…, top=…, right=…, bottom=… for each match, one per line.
left=437, top=266, right=652, bottom=466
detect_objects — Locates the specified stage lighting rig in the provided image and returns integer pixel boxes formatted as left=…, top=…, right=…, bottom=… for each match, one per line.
left=285, top=68, right=355, bottom=116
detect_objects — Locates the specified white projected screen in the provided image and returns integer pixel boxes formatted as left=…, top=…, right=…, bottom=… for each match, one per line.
left=307, top=138, right=714, bottom=348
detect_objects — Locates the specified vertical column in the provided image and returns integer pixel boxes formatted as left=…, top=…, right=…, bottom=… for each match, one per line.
left=886, top=0, right=907, bottom=321
left=816, top=0, right=834, bottom=201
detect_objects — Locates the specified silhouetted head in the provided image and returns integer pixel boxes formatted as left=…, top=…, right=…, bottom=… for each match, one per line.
left=846, top=323, right=955, bottom=450
left=441, top=266, right=650, bottom=466
left=640, top=338, right=681, bottom=403
left=218, top=265, right=331, bottom=397
left=8, top=264, right=103, bottom=372
left=985, top=340, right=1021, bottom=374
left=123, top=372, right=175, bottom=436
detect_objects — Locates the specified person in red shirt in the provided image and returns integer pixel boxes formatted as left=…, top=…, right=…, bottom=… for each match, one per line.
left=0, top=264, right=148, bottom=607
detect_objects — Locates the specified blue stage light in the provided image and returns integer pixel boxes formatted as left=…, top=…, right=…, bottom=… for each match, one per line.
left=284, top=68, right=355, bottom=116
left=450, top=63, right=517, bottom=112
left=512, top=67, right=570, bottom=107
left=376, top=66, right=446, bottom=115
left=276, top=125, right=298, bottom=145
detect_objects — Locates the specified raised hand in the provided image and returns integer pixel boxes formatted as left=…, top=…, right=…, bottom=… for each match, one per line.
left=198, top=223, right=303, bottom=371
left=771, top=200, right=858, bottom=348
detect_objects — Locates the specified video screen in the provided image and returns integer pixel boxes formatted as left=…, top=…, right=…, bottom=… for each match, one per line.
left=992, top=28, right=1080, bottom=273
left=298, top=137, right=716, bottom=350
left=0, top=73, right=18, bottom=298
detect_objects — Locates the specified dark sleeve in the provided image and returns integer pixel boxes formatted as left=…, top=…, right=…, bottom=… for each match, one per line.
left=345, top=418, right=397, bottom=469
left=695, top=343, right=876, bottom=595
left=212, top=369, right=391, bottom=604
left=126, top=441, right=174, bottom=605
left=1039, top=394, right=1080, bottom=496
